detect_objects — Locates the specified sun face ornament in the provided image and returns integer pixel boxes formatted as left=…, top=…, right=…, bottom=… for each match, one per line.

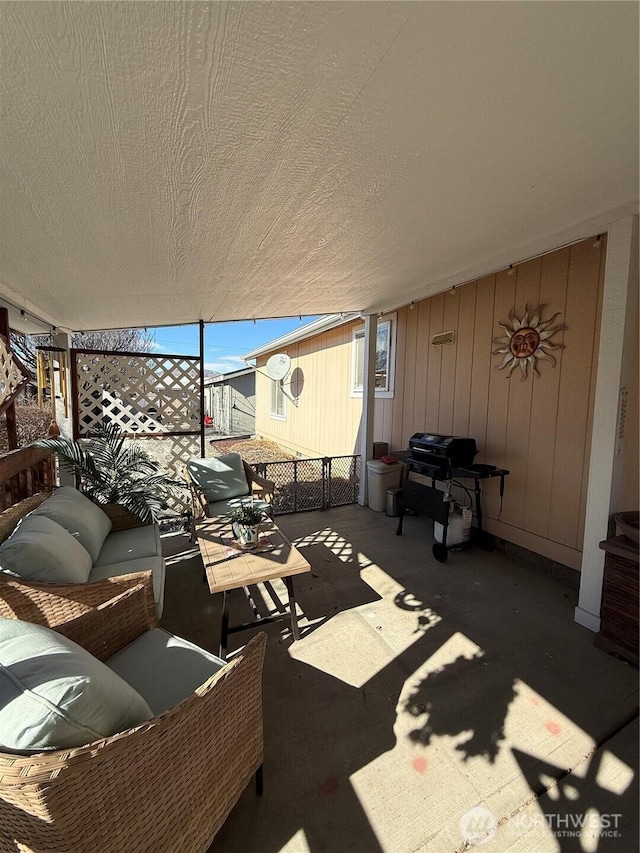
left=492, top=305, right=565, bottom=380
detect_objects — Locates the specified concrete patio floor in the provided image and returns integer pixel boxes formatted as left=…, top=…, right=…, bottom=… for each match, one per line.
left=160, top=505, right=638, bottom=853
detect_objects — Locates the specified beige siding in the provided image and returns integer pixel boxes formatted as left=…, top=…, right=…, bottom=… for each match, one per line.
left=391, top=237, right=607, bottom=568
left=255, top=322, right=368, bottom=458
left=254, top=236, right=613, bottom=569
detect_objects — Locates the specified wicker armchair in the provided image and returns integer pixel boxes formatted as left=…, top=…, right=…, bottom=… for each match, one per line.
left=0, top=573, right=267, bottom=853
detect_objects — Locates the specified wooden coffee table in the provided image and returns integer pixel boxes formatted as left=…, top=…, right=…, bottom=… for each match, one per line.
left=195, top=516, right=311, bottom=656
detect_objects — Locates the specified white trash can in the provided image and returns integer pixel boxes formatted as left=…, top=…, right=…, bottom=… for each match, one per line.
left=366, top=460, right=402, bottom=512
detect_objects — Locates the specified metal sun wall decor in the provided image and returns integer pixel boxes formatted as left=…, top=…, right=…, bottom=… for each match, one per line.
left=492, top=305, right=565, bottom=380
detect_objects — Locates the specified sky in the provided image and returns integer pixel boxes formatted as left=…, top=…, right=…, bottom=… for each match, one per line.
left=149, top=316, right=319, bottom=375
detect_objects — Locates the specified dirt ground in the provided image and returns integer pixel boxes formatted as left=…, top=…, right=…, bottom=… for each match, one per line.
left=206, top=437, right=296, bottom=463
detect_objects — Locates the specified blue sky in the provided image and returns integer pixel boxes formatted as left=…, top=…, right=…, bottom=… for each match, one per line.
left=150, top=317, right=319, bottom=374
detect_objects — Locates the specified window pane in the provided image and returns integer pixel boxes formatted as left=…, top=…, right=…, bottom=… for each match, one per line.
left=354, top=332, right=364, bottom=390
left=376, top=325, right=389, bottom=389
left=270, top=380, right=285, bottom=416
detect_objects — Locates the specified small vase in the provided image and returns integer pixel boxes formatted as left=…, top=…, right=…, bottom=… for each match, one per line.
left=232, top=521, right=260, bottom=548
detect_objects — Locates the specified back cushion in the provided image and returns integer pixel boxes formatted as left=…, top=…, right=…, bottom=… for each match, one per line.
left=33, top=486, right=112, bottom=563
left=0, top=515, right=92, bottom=583
left=0, top=618, right=153, bottom=753
left=187, top=454, right=249, bottom=502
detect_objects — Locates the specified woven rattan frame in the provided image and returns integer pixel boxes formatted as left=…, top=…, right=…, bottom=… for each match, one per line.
left=0, top=581, right=267, bottom=853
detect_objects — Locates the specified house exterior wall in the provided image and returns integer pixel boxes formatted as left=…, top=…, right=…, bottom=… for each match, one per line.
left=390, top=236, right=607, bottom=570
left=255, top=322, right=368, bottom=458
left=254, top=235, right=625, bottom=569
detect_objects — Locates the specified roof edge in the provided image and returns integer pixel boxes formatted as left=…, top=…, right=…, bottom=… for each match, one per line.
left=242, top=312, right=361, bottom=360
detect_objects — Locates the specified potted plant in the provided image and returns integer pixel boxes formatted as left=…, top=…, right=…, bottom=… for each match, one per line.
left=36, top=420, right=185, bottom=524
left=229, top=500, right=268, bottom=549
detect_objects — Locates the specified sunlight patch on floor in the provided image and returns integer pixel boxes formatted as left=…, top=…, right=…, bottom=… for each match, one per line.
left=280, top=829, right=311, bottom=853
left=594, top=750, right=635, bottom=796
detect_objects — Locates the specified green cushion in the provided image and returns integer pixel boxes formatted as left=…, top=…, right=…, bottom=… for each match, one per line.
left=0, top=515, right=92, bottom=583
left=33, top=486, right=112, bottom=563
left=0, top=618, right=153, bottom=753
left=187, top=454, right=250, bottom=503
left=93, top=524, right=161, bottom=567
left=106, top=628, right=226, bottom=716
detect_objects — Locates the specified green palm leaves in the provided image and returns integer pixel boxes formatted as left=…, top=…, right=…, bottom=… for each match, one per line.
left=37, top=421, right=184, bottom=523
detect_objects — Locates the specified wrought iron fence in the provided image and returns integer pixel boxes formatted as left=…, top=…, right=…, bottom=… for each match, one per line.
left=251, top=455, right=360, bottom=515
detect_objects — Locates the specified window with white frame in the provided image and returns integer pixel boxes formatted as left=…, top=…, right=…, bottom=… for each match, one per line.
left=269, top=379, right=286, bottom=419
left=352, top=317, right=395, bottom=398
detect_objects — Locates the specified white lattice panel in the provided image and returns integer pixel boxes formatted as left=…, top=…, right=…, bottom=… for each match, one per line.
left=0, top=336, right=28, bottom=411
left=74, top=351, right=200, bottom=436
left=124, top=434, right=199, bottom=514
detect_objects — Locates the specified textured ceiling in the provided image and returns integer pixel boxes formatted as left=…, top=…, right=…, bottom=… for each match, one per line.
left=0, top=1, right=638, bottom=333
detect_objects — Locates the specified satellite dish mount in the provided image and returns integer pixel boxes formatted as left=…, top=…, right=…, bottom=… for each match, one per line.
left=263, top=353, right=299, bottom=407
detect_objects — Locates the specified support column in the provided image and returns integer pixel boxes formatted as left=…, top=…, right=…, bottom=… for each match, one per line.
left=53, top=330, right=75, bottom=487
left=357, top=314, right=377, bottom=506
left=576, top=215, right=639, bottom=631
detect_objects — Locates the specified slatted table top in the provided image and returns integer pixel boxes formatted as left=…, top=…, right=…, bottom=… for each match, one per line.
left=196, top=516, right=311, bottom=595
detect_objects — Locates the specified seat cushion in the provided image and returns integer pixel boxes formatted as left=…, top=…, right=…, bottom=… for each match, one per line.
left=32, top=486, right=113, bottom=563
left=187, top=454, right=249, bottom=503
left=0, top=515, right=92, bottom=583
left=93, top=524, right=162, bottom=567
left=89, top=555, right=165, bottom=618
left=106, top=628, right=226, bottom=716
left=0, top=618, right=153, bottom=753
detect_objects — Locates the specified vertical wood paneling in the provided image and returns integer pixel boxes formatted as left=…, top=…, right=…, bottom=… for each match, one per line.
left=501, top=257, right=542, bottom=529
left=412, top=300, right=430, bottom=434
left=483, top=269, right=516, bottom=519
left=426, top=294, right=444, bottom=429
left=438, top=289, right=460, bottom=434
left=523, top=249, right=569, bottom=536
left=577, top=237, right=607, bottom=547
left=548, top=240, right=603, bottom=546
left=256, top=236, right=604, bottom=564
left=391, top=306, right=408, bottom=451
left=452, top=282, right=476, bottom=436
left=402, top=304, right=419, bottom=436
left=468, top=275, right=495, bottom=463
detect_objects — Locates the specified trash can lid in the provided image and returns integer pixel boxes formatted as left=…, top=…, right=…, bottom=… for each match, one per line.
left=367, top=460, right=401, bottom=473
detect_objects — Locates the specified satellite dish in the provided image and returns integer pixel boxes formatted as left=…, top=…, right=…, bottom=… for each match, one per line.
left=266, top=353, right=291, bottom=381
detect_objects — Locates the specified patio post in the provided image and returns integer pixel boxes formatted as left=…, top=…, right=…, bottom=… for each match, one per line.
left=52, top=330, right=75, bottom=487
left=357, top=313, right=377, bottom=506
left=576, top=214, right=639, bottom=632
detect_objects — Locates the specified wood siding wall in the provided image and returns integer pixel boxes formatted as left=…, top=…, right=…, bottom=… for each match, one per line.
left=390, top=237, right=606, bottom=568
left=254, top=323, right=365, bottom=458
left=255, top=236, right=607, bottom=568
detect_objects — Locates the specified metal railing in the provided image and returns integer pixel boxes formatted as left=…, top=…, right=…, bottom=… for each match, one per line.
left=251, top=455, right=361, bottom=515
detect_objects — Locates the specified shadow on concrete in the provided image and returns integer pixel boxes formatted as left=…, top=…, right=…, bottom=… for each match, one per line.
left=159, top=506, right=638, bottom=853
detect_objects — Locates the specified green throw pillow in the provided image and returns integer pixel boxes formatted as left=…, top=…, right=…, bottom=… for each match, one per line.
left=0, top=618, right=153, bottom=753
left=0, top=515, right=92, bottom=583
left=33, top=486, right=113, bottom=563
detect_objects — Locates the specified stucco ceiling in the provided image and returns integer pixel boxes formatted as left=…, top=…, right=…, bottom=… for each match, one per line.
left=0, top=1, right=638, bottom=333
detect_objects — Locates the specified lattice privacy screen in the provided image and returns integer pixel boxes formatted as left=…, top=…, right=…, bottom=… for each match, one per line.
left=0, top=335, right=29, bottom=416
left=72, top=350, right=200, bottom=437
left=72, top=350, right=202, bottom=514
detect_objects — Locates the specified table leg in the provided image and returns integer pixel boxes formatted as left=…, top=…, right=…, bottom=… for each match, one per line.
left=284, top=575, right=300, bottom=641
left=219, top=590, right=229, bottom=658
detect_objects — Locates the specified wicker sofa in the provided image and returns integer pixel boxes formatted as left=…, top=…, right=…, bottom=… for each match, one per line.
left=0, top=487, right=165, bottom=616
left=0, top=572, right=267, bottom=853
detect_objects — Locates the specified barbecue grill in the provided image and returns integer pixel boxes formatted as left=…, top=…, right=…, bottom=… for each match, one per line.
left=394, top=432, right=509, bottom=561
